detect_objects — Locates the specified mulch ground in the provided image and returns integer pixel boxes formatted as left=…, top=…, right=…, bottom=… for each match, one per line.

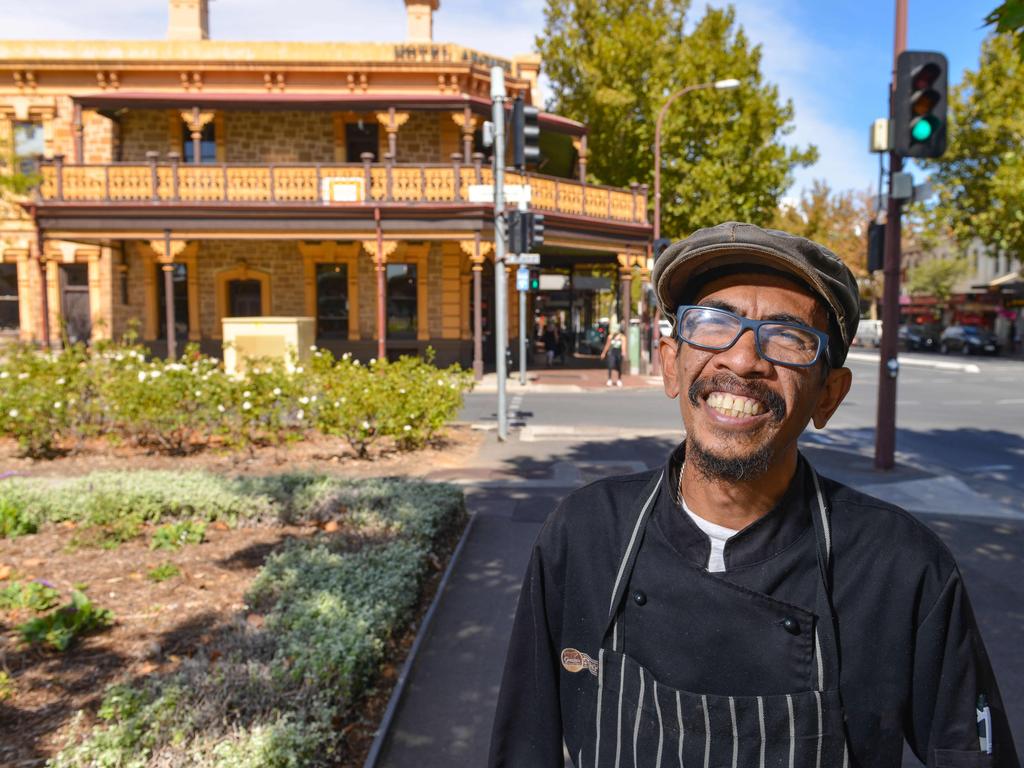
left=0, top=425, right=483, bottom=767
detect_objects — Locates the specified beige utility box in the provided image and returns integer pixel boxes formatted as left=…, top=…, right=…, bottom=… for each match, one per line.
left=222, top=316, right=315, bottom=375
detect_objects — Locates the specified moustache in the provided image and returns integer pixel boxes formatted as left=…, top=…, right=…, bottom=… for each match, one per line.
left=687, top=374, right=787, bottom=422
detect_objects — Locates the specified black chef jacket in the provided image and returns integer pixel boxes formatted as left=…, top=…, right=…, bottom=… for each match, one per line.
left=489, top=443, right=1019, bottom=768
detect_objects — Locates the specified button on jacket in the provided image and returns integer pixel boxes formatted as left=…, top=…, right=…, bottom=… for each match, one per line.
left=489, top=444, right=1019, bottom=768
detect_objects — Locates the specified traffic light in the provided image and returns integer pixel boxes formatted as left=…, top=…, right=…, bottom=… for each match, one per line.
left=507, top=210, right=525, bottom=254
left=867, top=222, right=885, bottom=272
left=529, top=269, right=540, bottom=291
left=892, top=51, right=948, bottom=158
left=527, top=212, right=544, bottom=249
left=512, top=97, right=541, bottom=170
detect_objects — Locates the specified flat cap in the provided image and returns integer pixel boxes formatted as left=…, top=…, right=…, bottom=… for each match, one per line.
left=651, top=221, right=861, bottom=366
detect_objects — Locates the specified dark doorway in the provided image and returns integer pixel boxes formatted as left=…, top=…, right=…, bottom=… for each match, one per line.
left=0, top=264, right=19, bottom=331
left=227, top=279, right=262, bottom=317
left=346, top=122, right=379, bottom=162
left=386, top=263, right=417, bottom=339
left=60, top=263, right=90, bottom=344
left=316, top=263, right=349, bottom=338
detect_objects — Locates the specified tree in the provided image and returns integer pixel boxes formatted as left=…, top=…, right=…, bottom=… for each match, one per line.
left=985, top=0, right=1024, bottom=59
left=921, top=34, right=1024, bottom=261
left=905, top=257, right=968, bottom=305
left=536, top=0, right=817, bottom=237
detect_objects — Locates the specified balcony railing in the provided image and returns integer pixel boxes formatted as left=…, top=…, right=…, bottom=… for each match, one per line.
left=37, top=154, right=649, bottom=226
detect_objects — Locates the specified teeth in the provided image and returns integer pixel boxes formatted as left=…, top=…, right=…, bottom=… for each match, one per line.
left=707, top=391, right=765, bottom=418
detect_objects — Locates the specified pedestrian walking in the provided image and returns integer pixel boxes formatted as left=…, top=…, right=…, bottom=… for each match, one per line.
left=489, top=222, right=1019, bottom=768
left=600, top=324, right=626, bottom=386
left=543, top=321, right=561, bottom=367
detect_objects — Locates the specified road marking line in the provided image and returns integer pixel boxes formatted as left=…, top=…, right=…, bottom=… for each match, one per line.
left=996, top=398, right=1024, bottom=405
left=845, top=352, right=981, bottom=374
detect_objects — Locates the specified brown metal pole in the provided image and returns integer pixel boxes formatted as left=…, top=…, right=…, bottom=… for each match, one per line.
left=162, top=230, right=177, bottom=360
left=875, top=0, right=908, bottom=470
left=375, top=208, right=386, bottom=361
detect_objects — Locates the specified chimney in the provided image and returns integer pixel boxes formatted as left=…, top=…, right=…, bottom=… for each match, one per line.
left=404, top=0, right=439, bottom=42
left=168, top=0, right=210, bottom=41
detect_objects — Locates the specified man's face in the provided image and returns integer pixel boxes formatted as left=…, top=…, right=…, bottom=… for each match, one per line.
left=658, top=271, right=852, bottom=481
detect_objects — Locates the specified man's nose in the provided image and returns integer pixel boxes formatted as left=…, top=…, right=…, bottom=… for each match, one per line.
left=712, top=328, right=772, bottom=376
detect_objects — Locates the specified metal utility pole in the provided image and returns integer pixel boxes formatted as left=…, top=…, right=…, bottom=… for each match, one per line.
left=491, top=66, right=509, bottom=441
left=875, top=0, right=907, bottom=470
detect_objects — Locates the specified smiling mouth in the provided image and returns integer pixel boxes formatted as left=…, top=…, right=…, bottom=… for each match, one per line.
left=705, top=391, right=767, bottom=419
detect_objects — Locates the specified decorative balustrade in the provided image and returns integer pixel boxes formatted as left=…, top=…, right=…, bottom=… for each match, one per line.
left=38, top=155, right=648, bottom=226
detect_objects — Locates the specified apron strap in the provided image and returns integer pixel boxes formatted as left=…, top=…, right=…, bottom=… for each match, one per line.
left=809, top=466, right=843, bottom=694
left=602, top=470, right=664, bottom=651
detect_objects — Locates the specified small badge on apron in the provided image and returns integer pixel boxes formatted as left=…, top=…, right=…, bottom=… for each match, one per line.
left=561, top=647, right=599, bottom=676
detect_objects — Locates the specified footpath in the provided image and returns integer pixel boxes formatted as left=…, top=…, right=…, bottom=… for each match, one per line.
left=367, top=377, right=1024, bottom=768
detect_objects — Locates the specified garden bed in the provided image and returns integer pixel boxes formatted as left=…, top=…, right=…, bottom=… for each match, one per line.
left=0, top=471, right=467, bottom=767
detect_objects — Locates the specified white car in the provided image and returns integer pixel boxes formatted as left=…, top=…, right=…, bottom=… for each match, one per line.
left=852, top=319, right=883, bottom=348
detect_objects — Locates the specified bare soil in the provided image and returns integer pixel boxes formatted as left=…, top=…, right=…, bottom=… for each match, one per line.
left=0, top=425, right=482, bottom=767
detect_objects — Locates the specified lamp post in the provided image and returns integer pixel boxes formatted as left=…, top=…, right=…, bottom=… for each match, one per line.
left=650, top=77, right=739, bottom=375
left=653, top=78, right=740, bottom=241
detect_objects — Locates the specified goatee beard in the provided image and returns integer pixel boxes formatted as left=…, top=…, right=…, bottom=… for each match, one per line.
left=686, top=434, right=775, bottom=483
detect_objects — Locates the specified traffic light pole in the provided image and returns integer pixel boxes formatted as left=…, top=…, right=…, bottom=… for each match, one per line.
left=491, top=67, right=508, bottom=441
left=518, top=199, right=528, bottom=386
left=875, top=0, right=907, bottom=470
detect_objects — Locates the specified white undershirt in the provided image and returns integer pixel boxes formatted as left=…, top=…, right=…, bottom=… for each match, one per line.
left=681, top=499, right=739, bottom=573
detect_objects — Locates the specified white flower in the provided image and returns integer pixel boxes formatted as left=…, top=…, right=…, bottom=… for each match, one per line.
left=339, top=397, right=346, bottom=404
left=114, top=354, right=124, bottom=361
left=242, top=390, right=251, bottom=398
left=403, top=424, right=412, bottom=432
left=0, top=371, right=8, bottom=379
left=8, top=408, right=18, bottom=418
left=194, top=390, right=202, bottom=397
left=369, top=358, right=376, bottom=365
left=296, top=409, right=304, bottom=420
left=138, top=371, right=147, bottom=382
left=361, top=420, right=370, bottom=430
left=353, top=360, right=360, bottom=367
left=342, top=352, right=351, bottom=360
left=437, top=379, right=445, bottom=386
left=309, top=345, right=318, bottom=352
left=217, top=404, right=226, bottom=413
left=53, top=401, right=62, bottom=409
left=295, top=366, right=304, bottom=374
left=56, top=378, right=65, bottom=385
left=17, top=372, right=29, bottom=380
left=333, top=401, right=340, bottom=407
left=398, top=389, right=406, bottom=394
left=310, top=395, right=317, bottom=402
left=299, top=396, right=310, bottom=405
left=150, top=370, right=161, bottom=379
left=242, top=401, right=252, bottom=410
left=272, top=387, right=281, bottom=396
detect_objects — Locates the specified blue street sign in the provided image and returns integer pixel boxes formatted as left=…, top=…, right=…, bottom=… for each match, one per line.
left=516, top=266, right=530, bottom=292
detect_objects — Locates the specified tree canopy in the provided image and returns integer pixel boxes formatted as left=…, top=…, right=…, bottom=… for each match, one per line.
left=906, top=257, right=968, bottom=304
left=985, top=0, right=1024, bottom=58
left=536, top=0, right=817, bottom=238
left=921, top=34, right=1024, bottom=262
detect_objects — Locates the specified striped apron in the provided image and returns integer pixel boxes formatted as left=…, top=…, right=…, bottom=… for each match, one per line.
left=579, top=469, right=851, bottom=768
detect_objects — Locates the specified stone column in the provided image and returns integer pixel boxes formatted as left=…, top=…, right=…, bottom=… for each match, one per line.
left=375, top=108, right=410, bottom=160
left=451, top=107, right=477, bottom=163
left=461, top=236, right=492, bottom=380
left=361, top=231, right=398, bottom=361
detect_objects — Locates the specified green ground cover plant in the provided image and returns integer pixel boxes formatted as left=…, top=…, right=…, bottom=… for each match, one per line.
left=0, top=338, right=472, bottom=459
left=26, top=473, right=466, bottom=767
left=0, top=579, right=61, bottom=612
left=150, top=521, right=207, bottom=551
left=146, top=563, right=180, bottom=583
left=18, top=590, right=114, bottom=652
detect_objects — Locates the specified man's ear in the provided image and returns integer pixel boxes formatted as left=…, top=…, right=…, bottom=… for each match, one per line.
left=812, top=366, right=853, bottom=429
left=659, top=337, right=681, bottom=399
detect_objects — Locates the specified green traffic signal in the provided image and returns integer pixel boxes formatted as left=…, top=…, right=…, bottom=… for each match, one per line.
left=911, top=119, right=934, bottom=142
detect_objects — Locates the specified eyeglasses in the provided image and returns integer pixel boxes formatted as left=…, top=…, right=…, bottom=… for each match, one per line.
left=674, top=305, right=830, bottom=368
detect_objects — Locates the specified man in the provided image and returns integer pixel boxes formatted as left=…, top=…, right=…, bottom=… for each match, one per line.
left=489, top=222, right=1018, bottom=768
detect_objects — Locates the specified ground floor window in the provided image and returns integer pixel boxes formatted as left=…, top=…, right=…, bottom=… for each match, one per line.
left=386, top=263, right=417, bottom=339
left=228, top=279, right=262, bottom=317
left=316, top=263, right=349, bottom=338
left=0, top=264, right=18, bottom=330
left=60, top=263, right=90, bottom=343
left=156, top=263, right=189, bottom=339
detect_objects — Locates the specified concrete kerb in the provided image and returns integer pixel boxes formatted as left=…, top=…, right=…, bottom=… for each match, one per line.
left=362, top=511, right=479, bottom=768
left=845, top=351, right=981, bottom=374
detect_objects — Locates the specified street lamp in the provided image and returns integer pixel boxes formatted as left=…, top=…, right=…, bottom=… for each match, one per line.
left=653, top=78, right=740, bottom=241
left=650, top=78, right=739, bottom=375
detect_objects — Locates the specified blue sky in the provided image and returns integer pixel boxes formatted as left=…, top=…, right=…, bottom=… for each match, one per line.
left=0, top=0, right=993, bottom=198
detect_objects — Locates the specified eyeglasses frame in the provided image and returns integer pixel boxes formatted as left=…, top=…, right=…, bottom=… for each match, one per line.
left=673, top=304, right=831, bottom=368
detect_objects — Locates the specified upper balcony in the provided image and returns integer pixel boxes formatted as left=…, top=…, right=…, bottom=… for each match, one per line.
left=35, top=155, right=649, bottom=228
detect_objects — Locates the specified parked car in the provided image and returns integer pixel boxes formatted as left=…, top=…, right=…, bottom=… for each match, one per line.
left=939, top=325, right=1000, bottom=355
left=852, top=319, right=883, bottom=348
left=898, top=323, right=941, bottom=352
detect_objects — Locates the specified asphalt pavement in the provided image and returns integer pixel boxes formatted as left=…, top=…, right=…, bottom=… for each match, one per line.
left=372, top=352, right=1023, bottom=768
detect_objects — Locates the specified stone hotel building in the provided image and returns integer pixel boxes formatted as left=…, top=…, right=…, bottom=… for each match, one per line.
left=0, top=0, right=652, bottom=375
